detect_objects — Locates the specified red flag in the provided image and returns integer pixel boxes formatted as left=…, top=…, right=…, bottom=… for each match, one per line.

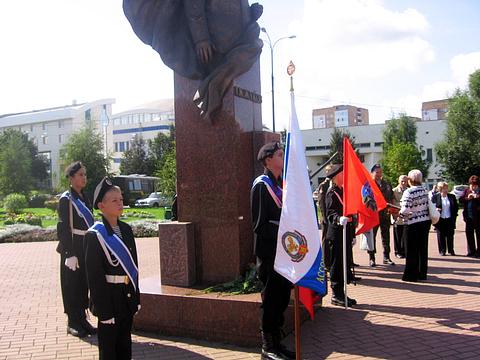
left=343, top=138, right=387, bottom=235
left=299, top=286, right=320, bottom=319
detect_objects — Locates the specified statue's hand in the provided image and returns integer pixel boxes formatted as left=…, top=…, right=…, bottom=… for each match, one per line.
left=250, top=3, right=263, bottom=21
left=196, top=40, right=215, bottom=64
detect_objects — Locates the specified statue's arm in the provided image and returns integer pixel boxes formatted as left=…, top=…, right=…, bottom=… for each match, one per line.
left=184, top=0, right=215, bottom=64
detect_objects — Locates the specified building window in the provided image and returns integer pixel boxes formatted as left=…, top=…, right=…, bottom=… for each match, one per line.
left=359, top=154, right=365, bottom=163
left=126, top=141, right=130, bottom=151
left=374, top=142, right=384, bottom=147
left=115, top=142, right=119, bottom=152
left=119, top=142, right=125, bottom=152
left=42, top=123, right=46, bottom=131
left=85, top=109, right=91, bottom=121
left=30, top=124, right=33, bottom=132
left=426, top=148, right=433, bottom=162
left=58, top=134, right=63, bottom=143
left=58, top=120, right=64, bottom=128
left=42, top=136, right=47, bottom=145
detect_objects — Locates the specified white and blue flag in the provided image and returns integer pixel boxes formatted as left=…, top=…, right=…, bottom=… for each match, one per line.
left=274, top=92, right=327, bottom=295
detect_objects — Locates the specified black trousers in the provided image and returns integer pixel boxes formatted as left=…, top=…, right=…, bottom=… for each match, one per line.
left=465, top=218, right=480, bottom=256
left=369, top=214, right=391, bottom=259
left=393, top=224, right=406, bottom=257
left=436, top=217, right=455, bottom=254
left=328, top=230, right=353, bottom=297
left=60, top=253, right=89, bottom=316
left=98, top=315, right=133, bottom=360
left=256, top=257, right=292, bottom=333
left=321, top=222, right=330, bottom=269
left=403, top=221, right=431, bottom=282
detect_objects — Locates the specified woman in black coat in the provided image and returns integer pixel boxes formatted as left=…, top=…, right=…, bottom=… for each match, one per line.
left=433, top=182, right=459, bottom=256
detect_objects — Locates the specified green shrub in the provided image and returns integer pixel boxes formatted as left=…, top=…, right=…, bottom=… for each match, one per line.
left=28, top=193, right=52, bottom=208
left=4, top=193, right=28, bottom=213
left=4, top=213, right=42, bottom=226
left=0, top=224, right=57, bottom=243
left=44, top=199, right=59, bottom=212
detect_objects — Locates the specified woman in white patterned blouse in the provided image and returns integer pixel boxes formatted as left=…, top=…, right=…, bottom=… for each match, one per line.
left=400, top=169, right=431, bottom=282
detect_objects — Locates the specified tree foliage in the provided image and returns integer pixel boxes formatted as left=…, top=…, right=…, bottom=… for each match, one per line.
left=119, top=135, right=155, bottom=176
left=327, top=128, right=356, bottom=164
left=435, top=71, right=480, bottom=183
left=59, top=124, right=110, bottom=197
left=148, top=125, right=175, bottom=169
left=155, top=143, right=177, bottom=197
left=381, top=114, right=429, bottom=184
left=0, top=129, right=49, bottom=195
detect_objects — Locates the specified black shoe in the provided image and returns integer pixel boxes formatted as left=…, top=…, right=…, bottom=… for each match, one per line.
left=440, top=252, right=446, bottom=256
left=383, top=258, right=395, bottom=265
left=261, top=332, right=287, bottom=360
left=395, top=254, right=405, bottom=259
left=369, top=259, right=376, bottom=267
left=67, top=322, right=87, bottom=338
left=449, top=252, right=456, bottom=256
left=331, top=295, right=356, bottom=307
left=79, top=317, right=97, bottom=335
left=272, top=329, right=295, bottom=359
left=353, top=276, right=362, bottom=282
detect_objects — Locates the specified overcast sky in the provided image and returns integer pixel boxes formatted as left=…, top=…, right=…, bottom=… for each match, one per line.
left=1, top=0, right=479, bottom=130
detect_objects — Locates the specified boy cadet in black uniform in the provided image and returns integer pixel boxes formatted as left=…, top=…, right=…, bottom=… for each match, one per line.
left=84, top=178, right=140, bottom=360
left=324, top=164, right=357, bottom=307
left=57, top=161, right=96, bottom=337
left=251, top=141, right=295, bottom=360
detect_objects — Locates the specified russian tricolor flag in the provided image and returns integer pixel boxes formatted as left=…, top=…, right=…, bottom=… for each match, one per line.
left=274, top=91, right=327, bottom=318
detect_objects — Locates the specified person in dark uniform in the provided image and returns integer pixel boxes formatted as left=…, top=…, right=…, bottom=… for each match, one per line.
left=84, top=178, right=140, bottom=360
left=251, top=141, right=294, bottom=360
left=317, top=171, right=332, bottom=270
left=56, top=161, right=96, bottom=337
left=368, top=164, right=395, bottom=266
left=324, top=164, right=357, bottom=307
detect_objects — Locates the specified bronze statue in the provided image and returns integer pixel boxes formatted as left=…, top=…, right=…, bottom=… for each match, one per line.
left=123, top=0, right=263, bottom=121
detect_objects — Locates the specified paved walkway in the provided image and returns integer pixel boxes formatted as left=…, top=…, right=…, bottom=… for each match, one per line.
left=1, top=219, right=480, bottom=359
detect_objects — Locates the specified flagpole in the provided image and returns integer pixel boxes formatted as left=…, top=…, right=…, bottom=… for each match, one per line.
left=294, top=285, right=301, bottom=360
left=343, top=223, right=348, bottom=310
left=286, top=60, right=302, bottom=360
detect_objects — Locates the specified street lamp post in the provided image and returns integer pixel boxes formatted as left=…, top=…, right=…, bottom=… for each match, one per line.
left=261, top=27, right=296, bottom=133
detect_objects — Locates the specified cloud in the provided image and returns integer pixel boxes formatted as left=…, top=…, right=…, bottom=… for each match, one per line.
left=450, top=52, right=480, bottom=88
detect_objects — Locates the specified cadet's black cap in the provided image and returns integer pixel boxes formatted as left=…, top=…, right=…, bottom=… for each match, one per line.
left=93, top=177, right=115, bottom=209
left=65, top=161, right=84, bottom=178
left=325, top=164, right=343, bottom=178
left=257, top=141, right=282, bottom=162
left=371, top=163, right=382, bottom=172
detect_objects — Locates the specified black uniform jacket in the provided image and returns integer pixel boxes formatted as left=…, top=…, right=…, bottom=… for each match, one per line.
left=84, top=217, right=140, bottom=321
left=251, top=170, right=282, bottom=259
left=56, top=188, right=92, bottom=257
left=460, top=189, right=480, bottom=222
left=325, top=185, right=354, bottom=241
left=432, top=193, right=458, bottom=223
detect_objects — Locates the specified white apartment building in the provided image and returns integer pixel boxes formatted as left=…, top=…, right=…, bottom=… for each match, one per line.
left=110, top=99, right=174, bottom=173
left=303, top=119, right=446, bottom=190
left=0, top=99, right=115, bottom=188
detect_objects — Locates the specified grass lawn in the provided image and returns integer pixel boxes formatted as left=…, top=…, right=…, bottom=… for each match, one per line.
left=0, top=206, right=166, bottom=229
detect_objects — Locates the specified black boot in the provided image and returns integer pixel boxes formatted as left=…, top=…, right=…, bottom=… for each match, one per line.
left=78, top=310, right=97, bottom=335
left=67, top=313, right=87, bottom=338
left=261, top=332, right=287, bottom=360
left=272, top=329, right=295, bottom=359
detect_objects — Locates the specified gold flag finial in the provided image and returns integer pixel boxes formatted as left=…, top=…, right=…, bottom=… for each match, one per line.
left=287, top=61, right=296, bottom=92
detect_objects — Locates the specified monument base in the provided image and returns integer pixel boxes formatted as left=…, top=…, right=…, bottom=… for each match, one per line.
left=133, top=276, right=321, bottom=347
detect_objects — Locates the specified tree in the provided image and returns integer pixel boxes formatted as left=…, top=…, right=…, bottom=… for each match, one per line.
left=0, top=130, right=33, bottom=195
left=381, top=114, right=429, bottom=183
left=120, top=134, right=155, bottom=176
left=435, top=71, right=480, bottom=183
left=382, top=115, right=417, bottom=149
left=327, top=128, right=356, bottom=164
left=60, top=124, right=111, bottom=197
left=148, top=125, right=175, bottom=169
left=382, top=143, right=429, bottom=184
left=155, top=143, right=176, bottom=197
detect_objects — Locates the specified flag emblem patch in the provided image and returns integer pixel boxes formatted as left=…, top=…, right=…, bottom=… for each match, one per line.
left=361, top=182, right=378, bottom=212
left=281, top=230, right=309, bottom=262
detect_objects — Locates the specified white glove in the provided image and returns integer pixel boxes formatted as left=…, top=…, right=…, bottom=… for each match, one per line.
left=339, top=216, right=349, bottom=226
left=135, top=304, right=142, bottom=315
left=64, top=256, right=79, bottom=271
left=100, top=318, right=115, bottom=324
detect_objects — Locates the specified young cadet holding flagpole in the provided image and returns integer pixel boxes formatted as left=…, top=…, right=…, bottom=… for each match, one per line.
left=84, top=178, right=140, bottom=360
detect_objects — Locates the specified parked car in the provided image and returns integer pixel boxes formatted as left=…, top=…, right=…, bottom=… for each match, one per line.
left=451, top=185, right=468, bottom=200
left=134, top=192, right=171, bottom=208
